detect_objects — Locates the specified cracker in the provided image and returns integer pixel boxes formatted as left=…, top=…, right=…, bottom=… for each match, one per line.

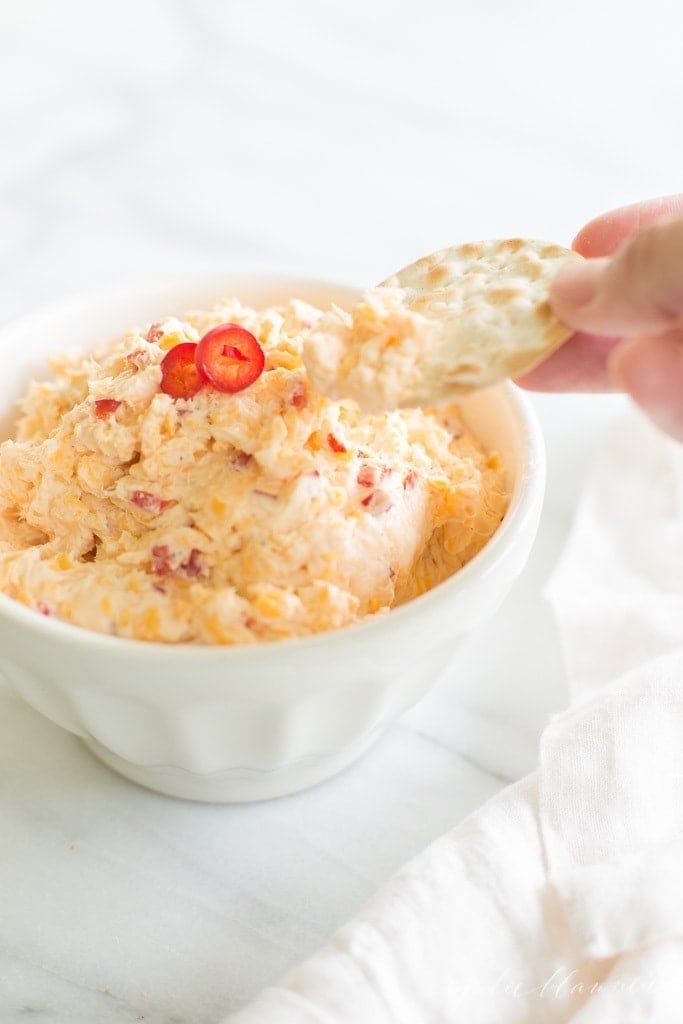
left=304, top=239, right=581, bottom=411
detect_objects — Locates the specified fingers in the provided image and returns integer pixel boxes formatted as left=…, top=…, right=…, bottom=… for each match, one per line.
left=550, top=217, right=683, bottom=337
left=516, top=196, right=683, bottom=432
left=572, top=194, right=683, bottom=257
left=515, top=332, right=621, bottom=392
left=608, top=332, right=683, bottom=442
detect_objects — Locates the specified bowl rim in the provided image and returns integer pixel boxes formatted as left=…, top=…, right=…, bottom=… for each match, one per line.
left=0, top=275, right=546, bottom=663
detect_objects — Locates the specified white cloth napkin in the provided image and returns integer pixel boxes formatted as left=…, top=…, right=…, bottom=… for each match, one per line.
left=225, top=411, right=683, bottom=1024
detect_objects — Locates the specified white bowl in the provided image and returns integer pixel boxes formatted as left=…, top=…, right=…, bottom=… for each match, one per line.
left=0, top=275, right=545, bottom=802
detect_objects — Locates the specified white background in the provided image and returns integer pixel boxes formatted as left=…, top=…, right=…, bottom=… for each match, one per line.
left=0, top=2, right=680, bottom=1021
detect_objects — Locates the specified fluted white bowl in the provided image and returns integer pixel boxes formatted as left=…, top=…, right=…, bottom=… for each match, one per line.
left=0, top=275, right=545, bottom=802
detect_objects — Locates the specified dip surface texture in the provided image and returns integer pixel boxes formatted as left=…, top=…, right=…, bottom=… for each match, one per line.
left=0, top=298, right=507, bottom=643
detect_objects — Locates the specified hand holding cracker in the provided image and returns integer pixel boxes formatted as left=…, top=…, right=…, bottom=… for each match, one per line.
left=303, top=239, right=580, bottom=413
left=520, top=196, right=683, bottom=443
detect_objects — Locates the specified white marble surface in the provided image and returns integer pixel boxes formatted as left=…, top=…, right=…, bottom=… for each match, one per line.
left=0, top=1, right=681, bottom=1021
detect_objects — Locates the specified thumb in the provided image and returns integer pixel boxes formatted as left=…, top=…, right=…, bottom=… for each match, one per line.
left=551, top=217, right=683, bottom=337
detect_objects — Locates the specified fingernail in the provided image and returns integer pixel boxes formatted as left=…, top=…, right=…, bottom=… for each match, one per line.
left=551, top=260, right=606, bottom=309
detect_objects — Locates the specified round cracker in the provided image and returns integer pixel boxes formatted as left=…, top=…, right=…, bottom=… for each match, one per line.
left=381, top=237, right=581, bottom=388
left=304, top=238, right=581, bottom=412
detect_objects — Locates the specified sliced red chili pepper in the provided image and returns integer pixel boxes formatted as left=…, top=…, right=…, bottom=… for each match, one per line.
left=195, top=324, right=265, bottom=394
left=160, top=342, right=204, bottom=399
left=93, top=398, right=121, bottom=419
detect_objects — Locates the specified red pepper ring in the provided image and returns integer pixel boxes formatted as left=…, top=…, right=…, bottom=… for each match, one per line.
left=195, top=324, right=265, bottom=394
left=159, top=342, right=204, bottom=399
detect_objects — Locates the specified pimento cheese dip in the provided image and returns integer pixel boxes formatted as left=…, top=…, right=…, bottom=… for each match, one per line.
left=0, top=297, right=507, bottom=644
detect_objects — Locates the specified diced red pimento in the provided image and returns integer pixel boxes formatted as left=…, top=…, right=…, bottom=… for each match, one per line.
left=151, top=544, right=173, bottom=575
left=195, top=323, right=265, bottom=394
left=131, top=490, right=175, bottom=515
left=327, top=433, right=347, bottom=453
left=126, top=349, right=148, bottom=371
left=181, top=548, right=204, bottom=578
left=361, top=489, right=393, bottom=515
left=233, top=450, right=252, bottom=467
left=357, top=462, right=390, bottom=488
left=160, top=342, right=205, bottom=400
left=146, top=323, right=165, bottom=344
left=290, top=382, right=307, bottom=408
left=151, top=545, right=205, bottom=578
left=357, top=464, right=380, bottom=488
left=93, top=399, right=121, bottom=419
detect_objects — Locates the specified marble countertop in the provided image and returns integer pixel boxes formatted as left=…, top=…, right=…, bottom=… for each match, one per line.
left=1, top=2, right=681, bottom=1021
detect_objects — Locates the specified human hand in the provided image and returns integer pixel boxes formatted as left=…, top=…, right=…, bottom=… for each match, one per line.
left=517, top=195, right=683, bottom=442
